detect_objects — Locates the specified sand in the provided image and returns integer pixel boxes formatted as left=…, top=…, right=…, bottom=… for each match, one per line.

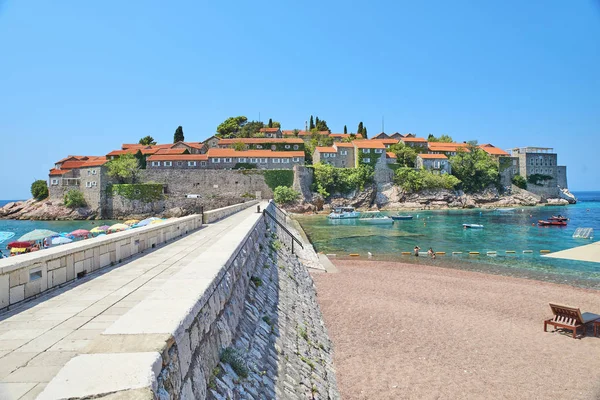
left=312, top=260, right=600, bottom=400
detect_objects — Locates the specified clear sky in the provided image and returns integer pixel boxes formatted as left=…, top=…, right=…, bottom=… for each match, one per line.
left=1, top=0, right=599, bottom=198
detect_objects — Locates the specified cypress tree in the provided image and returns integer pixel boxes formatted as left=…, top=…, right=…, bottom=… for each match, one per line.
left=268, top=118, right=273, bottom=128
left=357, top=122, right=363, bottom=135
left=315, top=117, right=320, bottom=128
left=363, top=126, right=368, bottom=139
left=309, top=116, right=315, bottom=130
left=344, top=125, right=347, bottom=134
left=174, top=126, right=184, bottom=143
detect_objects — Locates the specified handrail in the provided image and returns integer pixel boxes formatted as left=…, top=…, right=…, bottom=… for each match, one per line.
left=262, top=209, right=304, bottom=254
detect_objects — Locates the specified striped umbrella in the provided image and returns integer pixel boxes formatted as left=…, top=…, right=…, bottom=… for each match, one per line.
left=18, top=229, right=58, bottom=242
left=108, top=223, right=130, bottom=233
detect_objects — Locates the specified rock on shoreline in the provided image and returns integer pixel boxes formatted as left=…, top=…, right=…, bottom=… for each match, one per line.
left=0, top=199, right=96, bottom=220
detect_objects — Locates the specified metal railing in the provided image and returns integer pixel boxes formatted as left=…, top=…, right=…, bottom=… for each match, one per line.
left=262, top=208, right=303, bottom=254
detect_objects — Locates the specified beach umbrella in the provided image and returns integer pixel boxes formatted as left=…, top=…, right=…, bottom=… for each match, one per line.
left=135, top=217, right=160, bottom=227
left=90, top=226, right=108, bottom=234
left=124, top=219, right=140, bottom=226
left=69, top=229, right=90, bottom=238
left=108, top=223, right=130, bottom=233
left=0, top=232, right=15, bottom=244
left=18, top=229, right=58, bottom=242
left=149, top=219, right=165, bottom=225
left=10, top=247, right=27, bottom=254
left=7, top=241, right=34, bottom=249
left=51, top=236, right=73, bottom=245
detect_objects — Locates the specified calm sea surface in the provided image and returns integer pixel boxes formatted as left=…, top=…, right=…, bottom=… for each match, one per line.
left=295, top=191, right=600, bottom=289
left=0, top=200, right=118, bottom=248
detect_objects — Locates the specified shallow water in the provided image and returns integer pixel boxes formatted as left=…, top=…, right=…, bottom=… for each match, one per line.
left=295, top=191, right=600, bottom=289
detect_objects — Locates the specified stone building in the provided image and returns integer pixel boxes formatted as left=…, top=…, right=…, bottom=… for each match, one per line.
left=147, top=154, right=209, bottom=169
left=416, top=154, right=451, bottom=174
left=427, top=142, right=469, bottom=156
left=216, top=138, right=304, bottom=151
left=312, top=143, right=355, bottom=168
left=352, top=140, right=387, bottom=168
left=510, top=147, right=568, bottom=197
left=400, top=136, right=428, bottom=149
left=258, top=127, right=282, bottom=138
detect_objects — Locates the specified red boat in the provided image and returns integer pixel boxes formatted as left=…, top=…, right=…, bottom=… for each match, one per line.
left=548, top=216, right=568, bottom=221
left=538, top=220, right=567, bottom=227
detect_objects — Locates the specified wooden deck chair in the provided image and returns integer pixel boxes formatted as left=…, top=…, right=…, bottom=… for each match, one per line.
left=544, top=303, right=600, bottom=339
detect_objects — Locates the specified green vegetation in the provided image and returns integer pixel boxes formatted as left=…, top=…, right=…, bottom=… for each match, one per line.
left=64, top=189, right=86, bottom=208
left=31, top=180, right=49, bottom=200
left=109, top=183, right=163, bottom=202
left=273, top=186, right=300, bottom=204
left=233, top=163, right=257, bottom=170
left=357, top=122, right=363, bottom=136
left=344, top=125, right=347, bottom=134
left=173, top=126, right=184, bottom=143
left=106, top=154, right=141, bottom=184
left=220, top=348, right=248, bottom=379
left=300, top=356, right=315, bottom=370
left=512, top=175, right=527, bottom=189
left=312, top=163, right=374, bottom=198
left=216, top=116, right=265, bottom=138
left=394, top=168, right=460, bottom=192
left=250, top=276, right=263, bottom=287
left=357, top=149, right=382, bottom=168
left=527, top=173, right=553, bottom=186
left=138, top=136, right=156, bottom=145
left=309, top=115, right=315, bottom=130
left=233, top=141, right=246, bottom=151
left=298, top=325, right=309, bottom=341
left=263, top=170, right=294, bottom=190
left=262, top=315, right=272, bottom=325
left=449, top=144, right=499, bottom=193
left=427, top=134, right=453, bottom=142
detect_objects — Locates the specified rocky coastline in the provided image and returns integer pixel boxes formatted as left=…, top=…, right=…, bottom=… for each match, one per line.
left=0, top=199, right=97, bottom=220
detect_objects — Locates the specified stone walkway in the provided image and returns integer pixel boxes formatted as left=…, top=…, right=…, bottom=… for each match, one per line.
left=0, top=204, right=265, bottom=400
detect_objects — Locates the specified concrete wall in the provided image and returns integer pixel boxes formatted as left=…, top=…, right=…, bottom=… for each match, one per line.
left=202, top=200, right=259, bottom=224
left=0, top=214, right=203, bottom=311
left=557, top=166, right=568, bottom=188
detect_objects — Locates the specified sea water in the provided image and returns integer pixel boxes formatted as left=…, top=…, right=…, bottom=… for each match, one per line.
left=295, top=191, right=600, bottom=289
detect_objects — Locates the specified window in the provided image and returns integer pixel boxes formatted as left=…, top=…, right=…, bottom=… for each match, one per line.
left=374, top=149, right=383, bottom=154
left=188, top=161, right=197, bottom=166
left=51, top=179, right=59, bottom=185
left=273, top=158, right=280, bottom=163
left=513, top=160, right=517, bottom=166
left=549, top=168, right=553, bottom=174
left=271, top=145, right=276, bottom=151
left=340, top=150, right=348, bottom=155
left=284, top=145, right=290, bottom=149
left=260, top=158, right=267, bottom=163
left=363, top=158, right=371, bottom=163
left=256, top=145, right=263, bottom=149
left=282, top=158, right=290, bottom=163
left=92, top=169, right=97, bottom=175
left=330, top=153, right=336, bottom=158
left=293, top=145, right=299, bottom=150
left=177, top=162, right=183, bottom=167
left=238, top=157, right=247, bottom=163
left=92, top=181, right=97, bottom=187
left=224, top=158, right=232, bottom=163
left=362, top=149, right=370, bottom=153
left=164, top=161, right=172, bottom=167
left=292, top=157, right=300, bottom=162
left=323, top=153, right=329, bottom=158
left=530, top=159, right=534, bottom=165
left=85, top=181, right=91, bottom=188
left=212, top=158, right=220, bottom=163
left=200, top=161, right=206, bottom=166
left=250, top=158, right=258, bottom=163
left=87, top=170, right=91, bottom=176
left=151, top=161, right=160, bottom=167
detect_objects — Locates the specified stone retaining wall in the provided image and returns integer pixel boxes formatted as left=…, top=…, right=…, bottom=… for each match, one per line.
left=203, top=200, right=259, bottom=224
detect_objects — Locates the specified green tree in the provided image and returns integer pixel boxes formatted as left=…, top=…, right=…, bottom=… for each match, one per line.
left=64, top=190, right=86, bottom=208
left=389, top=143, right=418, bottom=167
left=268, top=118, right=273, bottom=128
left=292, top=129, right=300, bottom=137
left=315, top=117, right=329, bottom=131
left=240, top=120, right=264, bottom=138
left=449, top=144, right=499, bottom=192
left=134, top=150, right=147, bottom=169
left=428, top=134, right=453, bottom=143
left=344, top=125, right=347, bottom=134
left=357, top=122, right=363, bottom=135
left=309, top=115, right=315, bottom=130
left=173, top=126, right=184, bottom=143
left=138, top=136, right=156, bottom=145
left=363, top=126, right=368, bottom=138
left=216, top=116, right=249, bottom=137
left=107, top=154, right=141, bottom=184
left=233, top=141, right=246, bottom=151
left=512, top=175, right=527, bottom=189
left=272, top=121, right=281, bottom=128
left=31, top=180, right=49, bottom=200
left=273, top=186, right=300, bottom=204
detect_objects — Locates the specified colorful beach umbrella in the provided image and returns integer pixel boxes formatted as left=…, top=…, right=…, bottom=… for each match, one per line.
left=124, top=219, right=140, bottom=226
left=18, top=229, right=58, bottom=242
left=108, top=223, right=130, bottom=233
left=51, top=236, right=73, bottom=245
left=135, top=217, right=160, bottom=227
left=149, top=219, right=165, bottom=225
left=0, top=232, right=15, bottom=244
left=69, top=229, right=90, bottom=238
left=90, top=226, right=108, bottom=234
left=7, top=241, right=34, bottom=249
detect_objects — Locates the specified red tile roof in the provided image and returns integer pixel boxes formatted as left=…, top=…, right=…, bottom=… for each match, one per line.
left=370, top=139, right=399, bottom=145
left=218, top=138, right=304, bottom=145
left=206, top=149, right=304, bottom=158
left=314, top=146, right=336, bottom=153
left=80, top=157, right=109, bottom=167
left=259, top=128, right=281, bottom=133
left=352, top=140, right=386, bottom=149
left=479, top=144, right=509, bottom=156
left=329, top=133, right=364, bottom=139
left=56, top=155, right=89, bottom=164
left=400, top=137, right=427, bottom=143
left=59, top=161, right=87, bottom=169
left=121, top=144, right=150, bottom=150
left=155, top=148, right=189, bottom=155
left=334, top=142, right=355, bottom=148
left=386, top=152, right=397, bottom=159
left=428, top=143, right=469, bottom=152
left=147, top=154, right=208, bottom=161
left=418, top=154, right=448, bottom=159
left=49, top=168, right=72, bottom=176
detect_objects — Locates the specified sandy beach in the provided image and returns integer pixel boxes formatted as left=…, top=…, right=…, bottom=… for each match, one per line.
left=312, top=260, right=600, bottom=400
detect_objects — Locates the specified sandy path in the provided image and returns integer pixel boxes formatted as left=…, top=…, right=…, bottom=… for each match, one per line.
left=312, top=260, right=600, bottom=400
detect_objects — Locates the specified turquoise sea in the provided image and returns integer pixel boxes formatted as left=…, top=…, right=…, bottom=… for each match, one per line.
left=0, top=200, right=118, bottom=249
left=295, top=191, right=600, bottom=289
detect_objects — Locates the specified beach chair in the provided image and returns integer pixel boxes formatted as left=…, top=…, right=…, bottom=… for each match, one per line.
left=544, top=303, right=600, bottom=339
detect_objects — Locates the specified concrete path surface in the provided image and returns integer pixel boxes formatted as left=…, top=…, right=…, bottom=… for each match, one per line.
left=0, top=203, right=266, bottom=400
left=544, top=240, right=600, bottom=263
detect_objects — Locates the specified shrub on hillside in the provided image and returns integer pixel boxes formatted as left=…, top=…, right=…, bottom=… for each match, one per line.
left=31, top=180, right=49, bottom=200
left=64, top=190, right=86, bottom=208
left=273, top=186, right=300, bottom=204
left=312, top=163, right=374, bottom=198
left=394, top=168, right=460, bottom=193
left=512, top=175, right=527, bottom=189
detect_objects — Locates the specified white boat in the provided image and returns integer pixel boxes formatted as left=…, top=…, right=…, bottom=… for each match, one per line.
left=359, top=212, right=393, bottom=224
left=328, top=207, right=360, bottom=219
left=494, top=208, right=515, bottom=212
left=463, top=224, right=484, bottom=229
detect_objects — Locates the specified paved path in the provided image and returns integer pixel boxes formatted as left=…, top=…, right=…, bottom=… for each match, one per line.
left=544, top=240, right=600, bottom=263
left=0, top=204, right=266, bottom=400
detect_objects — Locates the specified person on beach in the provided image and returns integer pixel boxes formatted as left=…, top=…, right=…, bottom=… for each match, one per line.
left=414, top=246, right=420, bottom=257
left=428, top=248, right=436, bottom=259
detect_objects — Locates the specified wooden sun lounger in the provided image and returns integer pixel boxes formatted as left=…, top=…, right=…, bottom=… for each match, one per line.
left=544, top=303, right=600, bottom=339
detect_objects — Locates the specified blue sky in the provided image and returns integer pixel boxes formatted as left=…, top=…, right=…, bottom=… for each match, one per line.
left=0, top=0, right=599, bottom=198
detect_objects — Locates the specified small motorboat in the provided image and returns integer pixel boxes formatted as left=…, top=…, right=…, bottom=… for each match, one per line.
left=538, top=220, right=567, bottom=227
left=359, top=212, right=393, bottom=224
left=548, top=215, right=568, bottom=221
left=463, top=224, right=484, bottom=229
left=391, top=215, right=413, bottom=221
left=494, top=208, right=515, bottom=212
left=328, top=206, right=360, bottom=219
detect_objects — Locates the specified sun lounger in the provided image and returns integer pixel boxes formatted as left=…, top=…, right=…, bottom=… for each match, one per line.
left=544, top=303, right=600, bottom=339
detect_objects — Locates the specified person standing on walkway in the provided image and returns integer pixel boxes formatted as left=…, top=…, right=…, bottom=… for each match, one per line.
left=414, top=246, right=420, bottom=257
